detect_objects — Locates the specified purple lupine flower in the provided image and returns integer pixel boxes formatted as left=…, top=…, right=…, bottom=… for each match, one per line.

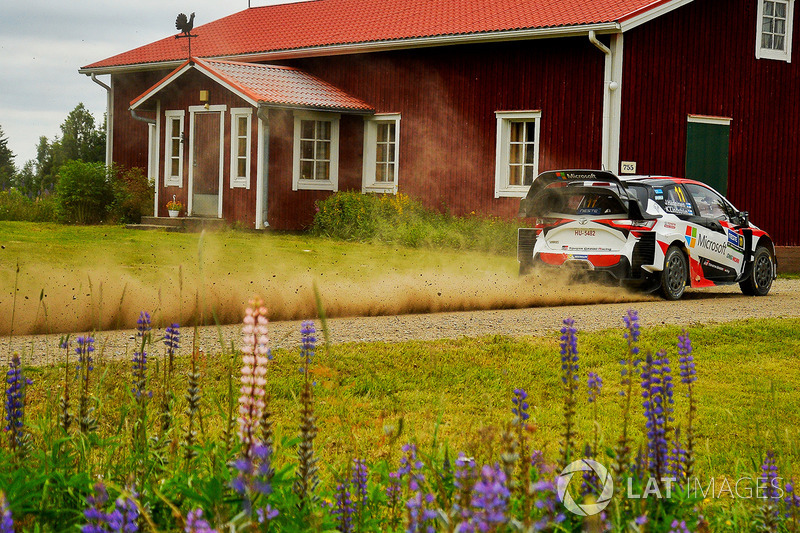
left=641, top=351, right=674, bottom=480
left=406, top=491, right=437, bottom=533
left=677, top=331, right=695, bottom=385
left=668, top=428, right=688, bottom=481
left=239, top=299, right=270, bottom=455
left=467, top=463, right=509, bottom=531
left=668, top=519, right=690, bottom=533
left=587, top=372, right=603, bottom=403
left=760, top=450, right=780, bottom=500
left=132, top=312, right=152, bottom=400
left=386, top=470, right=402, bottom=509
left=108, top=491, right=139, bottom=533
left=453, top=453, right=478, bottom=523
left=530, top=480, right=566, bottom=530
left=164, top=323, right=180, bottom=357
left=332, top=481, right=354, bottom=533
left=185, top=509, right=217, bottom=533
left=559, top=318, right=579, bottom=385
left=136, top=311, right=152, bottom=337
left=233, top=442, right=274, bottom=516
left=784, top=481, right=800, bottom=519
left=351, top=458, right=368, bottom=507
left=399, top=443, right=425, bottom=491
left=530, top=450, right=546, bottom=474
left=511, top=388, right=530, bottom=421
left=300, top=320, right=316, bottom=369
left=256, top=505, right=279, bottom=524
left=0, top=492, right=13, bottom=533
left=620, top=310, right=642, bottom=395
left=75, top=336, right=95, bottom=374
left=5, top=353, right=32, bottom=453
left=83, top=482, right=111, bottom=533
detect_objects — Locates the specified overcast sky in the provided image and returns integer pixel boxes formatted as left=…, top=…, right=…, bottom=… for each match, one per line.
left=0, top=0, right=287, bottom=167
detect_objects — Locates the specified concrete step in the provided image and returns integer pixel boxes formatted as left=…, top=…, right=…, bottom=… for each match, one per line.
left=129, top=216, right=228, bottom=233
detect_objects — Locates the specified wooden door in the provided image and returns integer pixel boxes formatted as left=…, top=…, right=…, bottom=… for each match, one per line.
left=192, top=112, right=221, bottom=217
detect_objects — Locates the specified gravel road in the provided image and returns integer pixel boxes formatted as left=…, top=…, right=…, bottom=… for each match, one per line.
left=6, top=279, right=799, bottom=367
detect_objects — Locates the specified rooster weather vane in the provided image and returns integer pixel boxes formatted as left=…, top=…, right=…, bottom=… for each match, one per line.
left=175, top=12, right=198, bottom=60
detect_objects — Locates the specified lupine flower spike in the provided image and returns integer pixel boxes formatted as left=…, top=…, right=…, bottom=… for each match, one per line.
left=559, top=317, right=579, bottom=470
left=76, top=336, right=97, bottom=433
left=160, top=323, right=180, bottom=434
left=5, top=353, right=32, bottom=459
left=185, top=509, right=217, bottom=533
left=58, top=336, right=74, bottom=433
left=760, top=450, right=781, bottom=529
left=0, top=491, right=14, bottom=533
left=293, top=320, right=320, bottom=509
left=616, top=309, right=641, bottom=487
left=640, top=350, right=674, bottom=481
left=677, top=330, right=696, bottom=482
left=183, top=348, right=202, bottom=462
left=132, top=311, right=152, bottom=455
left=510, top=388, right=532, bottom=523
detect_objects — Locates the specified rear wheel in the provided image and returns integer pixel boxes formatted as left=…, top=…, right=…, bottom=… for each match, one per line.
left=740, top=246, right=775, bottom=296
left=660, top=246, right=688, bottom=300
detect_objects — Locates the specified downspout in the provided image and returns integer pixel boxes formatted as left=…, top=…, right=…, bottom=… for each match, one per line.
left=89, top=73, right=113, bottom=166
left=130, top=108, right=156, bottom=124
left=256, top=106, right=270, bottom=228
left=588, top=30, right=623, bottom=174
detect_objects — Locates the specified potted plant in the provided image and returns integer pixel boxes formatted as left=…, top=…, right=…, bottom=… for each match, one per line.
left=166, top=195, right=183, bottom=218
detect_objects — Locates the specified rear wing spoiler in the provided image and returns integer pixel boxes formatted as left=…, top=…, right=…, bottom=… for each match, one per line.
left=518, top=169, right=654, bottom=219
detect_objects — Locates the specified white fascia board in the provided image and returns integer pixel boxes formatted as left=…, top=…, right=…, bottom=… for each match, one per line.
left=81, top=22, right=620, bottom=75
left=619, top=0, right=695, bottom=32
left=687, top=114, right=732, bottom=125
left=129, top=63, right=193, bottom=110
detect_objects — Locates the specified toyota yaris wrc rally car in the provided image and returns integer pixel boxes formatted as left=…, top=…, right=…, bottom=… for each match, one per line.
left=517, top=170, right=777, bottom=300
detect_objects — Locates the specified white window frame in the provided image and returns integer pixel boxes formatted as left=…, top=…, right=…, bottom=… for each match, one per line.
left=230, top=107, right=252, bottom=189
left=362, top=113, right=400, bottom=194
left=494, top=110, right=542, bottom=198
left=755, top=0, right=794, bottom=62
left=292, top=111, right=340, bottom=191
left=164, top=110, right=185, bottom=187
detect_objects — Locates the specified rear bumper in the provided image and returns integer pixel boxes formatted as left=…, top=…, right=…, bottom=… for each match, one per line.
left=533, top=253, right=633, bottom=280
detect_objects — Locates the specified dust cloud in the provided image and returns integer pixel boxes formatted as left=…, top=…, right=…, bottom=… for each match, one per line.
left=1, top=254, right=654, bottom=336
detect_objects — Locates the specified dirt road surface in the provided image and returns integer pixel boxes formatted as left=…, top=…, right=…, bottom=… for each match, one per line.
left=6, top=279, right=799, bottom=367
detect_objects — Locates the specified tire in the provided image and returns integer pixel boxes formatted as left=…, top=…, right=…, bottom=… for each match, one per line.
left=740, top=245, right=775, bottom=296
left=660, top=246, right=688, bottom=300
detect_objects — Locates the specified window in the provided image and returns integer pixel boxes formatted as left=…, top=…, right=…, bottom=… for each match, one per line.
left=363, top=114, right=400, bottom=193
left=230, top=108, right=252, bottom=189
left=292, top=111, right=340, bottom=191
left=164, top=110, right=185, bottom=187
left=653, top=185, right=695, bottom=218
left=756, top=0, right=795, bottom=62
left=494, top=111, right=541, bottom=198
left=684, top=182, right=736, bottom=221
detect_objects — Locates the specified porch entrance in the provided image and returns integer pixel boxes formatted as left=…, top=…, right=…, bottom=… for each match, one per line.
left=191, top=109, right=223, bottom=217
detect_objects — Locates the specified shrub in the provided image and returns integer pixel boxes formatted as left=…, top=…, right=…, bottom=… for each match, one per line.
left=108, top=165, right=154, bottom=224
left=311, top=191, right=521, bottom=255
left=54, top=160, right=113, bottom=224
left=0, top=188, right=57, bottom=222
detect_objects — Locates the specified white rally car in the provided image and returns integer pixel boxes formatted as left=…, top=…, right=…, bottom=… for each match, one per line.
left=517, top=170, right=777, bottom=300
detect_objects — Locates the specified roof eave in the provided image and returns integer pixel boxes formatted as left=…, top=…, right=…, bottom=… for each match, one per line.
left=80, top=22, right=621, bottom=75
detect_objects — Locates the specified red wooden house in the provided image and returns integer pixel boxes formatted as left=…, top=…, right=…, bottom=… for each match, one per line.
left=80, top=0, right=800, bottom=246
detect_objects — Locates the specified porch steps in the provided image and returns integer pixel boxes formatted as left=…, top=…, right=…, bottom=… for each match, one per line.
left=126, top=216, right=228, bottom=233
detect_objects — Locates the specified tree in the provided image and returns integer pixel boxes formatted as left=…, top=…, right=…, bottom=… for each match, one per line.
left=60, top=103, right=105, bottom=163
left=0, top=125, right=16, bottom=190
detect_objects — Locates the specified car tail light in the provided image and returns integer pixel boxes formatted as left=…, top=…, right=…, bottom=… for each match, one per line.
left=606, top=219, right=657, bottom=230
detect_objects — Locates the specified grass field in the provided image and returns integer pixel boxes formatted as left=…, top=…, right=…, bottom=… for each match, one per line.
left=0, top=222, right=650, bottom=336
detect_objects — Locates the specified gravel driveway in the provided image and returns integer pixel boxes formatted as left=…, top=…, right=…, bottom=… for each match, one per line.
left=7, top=279, right=799, bottom=367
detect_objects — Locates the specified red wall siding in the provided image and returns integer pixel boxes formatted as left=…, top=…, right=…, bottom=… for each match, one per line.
left=287, top=38, right=605, bottom=221
left=112, top=70, right=171, bottom=169
left=621, top=0, right=800, bottom=245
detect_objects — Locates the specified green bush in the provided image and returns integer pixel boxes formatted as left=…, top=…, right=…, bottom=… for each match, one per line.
left=55, top=160, right=113, bottom=224
left=108, top=165, right=154, bottom=224
left=0, top=188, right=57, bottom=222
left=311, top=191, right=521, bottom=255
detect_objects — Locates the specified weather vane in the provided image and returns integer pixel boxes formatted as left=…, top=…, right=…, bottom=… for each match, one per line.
left=175, top=12, right=198, bottom=60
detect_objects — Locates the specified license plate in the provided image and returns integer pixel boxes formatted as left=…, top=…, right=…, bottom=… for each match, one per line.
left=574, top=230, right=596, bottom=237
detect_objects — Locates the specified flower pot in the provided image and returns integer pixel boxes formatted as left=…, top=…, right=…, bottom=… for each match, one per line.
left=168, top=210, right=179, bottom=218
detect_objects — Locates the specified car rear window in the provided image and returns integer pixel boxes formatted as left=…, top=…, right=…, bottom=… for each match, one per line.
left=533, top=189, right=627, bottom=216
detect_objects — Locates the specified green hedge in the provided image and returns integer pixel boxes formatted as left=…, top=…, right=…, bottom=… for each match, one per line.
left=0, top=188, right=57, bottom=222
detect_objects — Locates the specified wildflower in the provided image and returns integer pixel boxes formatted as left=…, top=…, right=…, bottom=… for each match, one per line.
left=108, top=490, right=139, bottom=533
left=677, top=329, right=697, bottom=481
left=760, top=450, right=780, bottom=501
left=785, top=481, right=800, bottom=522
left=331, top=482, right=354, bottom=533
left=453, top=453, right=478, bottom=521
left=59, top=336, right=74, bottom=432
left=5, top=353, right=32, bottom=456
left=136, top=311, right=152, bottom=338
left=131, top=349, right=149, bottom=400
left=668, top=519, right=690, bottom=533
left=256, top=505, right=279, bottom=524
left=559, top=318, right=579, bottom=469
left=75, top=336, right=97, bottom=434
left=641, top=351, right=674, bottom=480
left=466, top=464, right=509, bottom=532
left=530, top=480, right=566, bottom=530
left=233, top=442, right=275, bottom=516
left=0, top=492, right=13, bottom=533
left=183, top=349, right=202, bottom=461
left=511, top=388, right=529, bottom=421
left=351, top=458, right=368, bottom=507
left=587, top=372, right=603, bottom=403
left=406, top=492, right=437, bottom=533
left=185, top=509, right=217, bottom=533
left=83, top=482, right=111, bottom=533
left=164, top=323, right=180, bottom=358
left=239, top=298, right=270, bottom=456
left=677, top=331, right=695, bottom=385
left=294, top=320, right=320, bottom=508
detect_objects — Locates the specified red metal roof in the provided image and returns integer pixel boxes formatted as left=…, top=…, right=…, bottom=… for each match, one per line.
left=131, top=58, right=374, bottom=112
left=83, top=0, right=673, bottom=70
